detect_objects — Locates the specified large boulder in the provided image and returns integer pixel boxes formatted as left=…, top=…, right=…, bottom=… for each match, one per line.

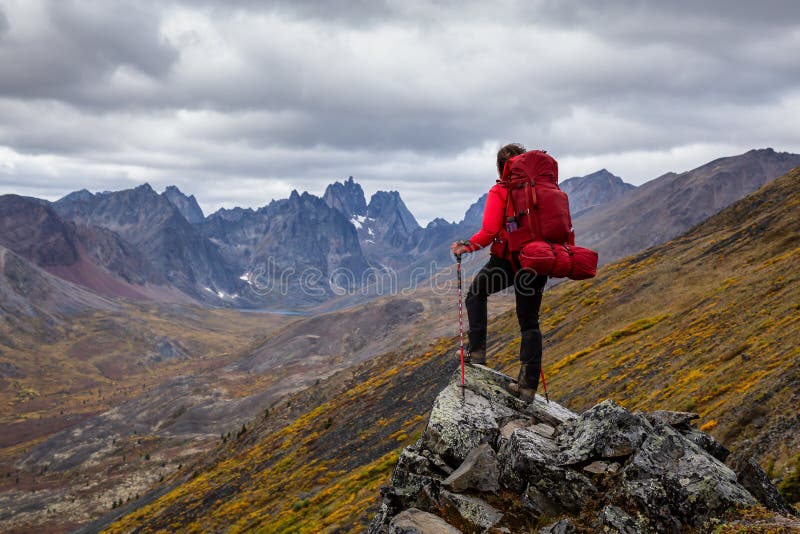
left=616, top=423, right=756, bottom=529
left=556, top=399, right=653, bottom=465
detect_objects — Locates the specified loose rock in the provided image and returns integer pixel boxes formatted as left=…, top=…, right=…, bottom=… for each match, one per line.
left=442, top=443, right=499, bottom=493
left=389, top=508, right=462, bottom=534
left=737, top=457, right=796, bottom=517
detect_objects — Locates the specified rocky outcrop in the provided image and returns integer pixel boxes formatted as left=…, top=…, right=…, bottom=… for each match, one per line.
left=370, top=365, right=796, bottom=533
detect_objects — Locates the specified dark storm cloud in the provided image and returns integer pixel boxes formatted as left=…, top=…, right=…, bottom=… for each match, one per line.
left=0, top=0, right=177, bottom=103
left=0, top=5, right=8, bottom=37
left=0, top=0, right=799, bottom=223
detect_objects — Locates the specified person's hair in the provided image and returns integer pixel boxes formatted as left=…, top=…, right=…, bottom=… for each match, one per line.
left=497, top=143, right=526, bottom=175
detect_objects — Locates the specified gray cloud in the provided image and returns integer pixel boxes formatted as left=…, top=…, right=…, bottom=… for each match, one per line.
left=0, top=0, right=799, bottom=224
left=0, top=5, right=8, bottom=38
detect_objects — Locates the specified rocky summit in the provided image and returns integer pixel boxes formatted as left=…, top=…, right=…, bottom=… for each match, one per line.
left=369, top=365, right=797, bottom=533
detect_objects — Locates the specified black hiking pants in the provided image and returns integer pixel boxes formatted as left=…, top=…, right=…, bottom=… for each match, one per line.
left=465, top=254, right=547, bottom=363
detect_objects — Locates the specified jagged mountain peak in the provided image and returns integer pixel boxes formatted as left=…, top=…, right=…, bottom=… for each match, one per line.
left=367, top=190, right=420, bottom=230
left=324, top=175, right=368, bottom=218
left=559, top=169, right=636, bottom=214
left=461, top=193, right=488, bottom=229
left=133, top=182, right=156, bottom=194
left=425, top=217, right=452, bottom=229
left=57, top=188, right=94, bottom=203
left=208, top=205, right=255, bottom=222
left=162, top=185, right=205, bottom=224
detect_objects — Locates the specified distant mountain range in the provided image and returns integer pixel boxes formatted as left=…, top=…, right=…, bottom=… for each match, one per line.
left=0, top=147, right=797, bottom=309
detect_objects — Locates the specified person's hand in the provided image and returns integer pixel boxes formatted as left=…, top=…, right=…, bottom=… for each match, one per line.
left=451, top=241, right=471, bottom=257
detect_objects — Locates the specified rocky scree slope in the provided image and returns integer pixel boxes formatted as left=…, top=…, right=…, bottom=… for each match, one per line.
left=370, top=365, right=798, bottom=533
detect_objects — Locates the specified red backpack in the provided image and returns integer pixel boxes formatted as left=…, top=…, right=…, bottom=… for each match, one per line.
left=500, top=150, right=598, bottom=280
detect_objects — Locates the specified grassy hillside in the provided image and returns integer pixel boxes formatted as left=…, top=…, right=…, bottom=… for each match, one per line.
left=103, top=166, right=800, bottom=532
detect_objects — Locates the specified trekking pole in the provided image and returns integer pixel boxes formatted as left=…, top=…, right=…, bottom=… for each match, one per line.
left=456, top=254, right=466, bottom=387
left=540, top=368, right=549, bottom=404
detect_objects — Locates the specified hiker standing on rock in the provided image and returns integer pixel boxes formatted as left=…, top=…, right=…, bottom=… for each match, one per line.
left=451, top=143, right=547, bottom=402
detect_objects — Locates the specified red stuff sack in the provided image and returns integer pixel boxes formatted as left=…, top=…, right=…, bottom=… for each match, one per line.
left=518, top=241, right=598, bottom=280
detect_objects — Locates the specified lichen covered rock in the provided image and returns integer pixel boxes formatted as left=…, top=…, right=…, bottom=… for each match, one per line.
left=368, top=365, right=791, bottom=534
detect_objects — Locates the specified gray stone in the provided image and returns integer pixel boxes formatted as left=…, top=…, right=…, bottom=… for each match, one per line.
left=439, top=490, right=503, bottom=531
left=679, top=427, right=729, bottom=462
left=583, top=460, right=610, bottom=475
left=737, top=457, right=796, bottom=516
left=463, top=364, right=529, bottom=414
left=522, top=483, right=564, bottom=518
left=538, top=518, right=577, bottom=533
left=524, top=396, right=577, bottom=427
left=442, top=443, right=500, bottom=493
left=596, top=504, right=646, bottom=533
left=530, top=423, right=556, bottom=438
left=499, top=427, right=597, bottom=512
left=368, top=502, right=392, bottom=534
left=499, top=419, right=528, bottom=441
left=642, top=410, right=699, bottom=428
left=370, top=364, right=790, bottom=533
left=619, top=424, right=756, bottom=528
left=503, top=427, right=559, bottom=467
left=389, top=508, right=462, bottom=534
left=421, top=449, right=454, bottom=475
left=391, top=445, right=445, bottom=500
left=557, top=400, right=653, bottom=465
left=422, top=372, right=520, bottom=466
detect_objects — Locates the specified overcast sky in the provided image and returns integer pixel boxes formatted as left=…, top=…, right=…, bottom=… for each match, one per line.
left=1, top=1, right=799, bottom=223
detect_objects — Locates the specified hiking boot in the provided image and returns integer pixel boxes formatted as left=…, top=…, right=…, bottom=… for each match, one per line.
left=455, top=346, right=486, bottom=365
left=507, top=363, right=539, bottom=402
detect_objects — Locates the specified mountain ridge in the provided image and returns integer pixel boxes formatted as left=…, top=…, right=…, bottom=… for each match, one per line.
left=573, top=147, right=800, bottom=263
left=3, top=147, right=789, bottom=310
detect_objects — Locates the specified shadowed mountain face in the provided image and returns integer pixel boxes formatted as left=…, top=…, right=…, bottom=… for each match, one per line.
left=323, top=177, right=423, bottom=269
left=323, top=176, right=367, bottom=218
left=573, top=148, right=800, bottom=263
left=0, top=195, right=167, bottom=295
left=560, top=168, right=636, bottom=214
left=202, top=190, right=371, bottom=305
left=163, top=185, right=204, bottom=224
left=0, top=194, right=79, bottom=267
left=53, top=184, right=243, bottom=303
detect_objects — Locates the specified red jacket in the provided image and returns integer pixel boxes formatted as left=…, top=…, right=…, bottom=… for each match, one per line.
left=467, top=183, right=509, bottom=259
